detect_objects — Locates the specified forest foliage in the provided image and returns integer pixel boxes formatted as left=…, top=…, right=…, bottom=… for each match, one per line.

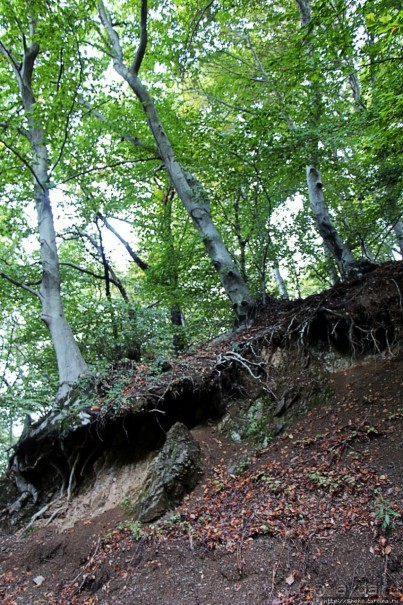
left=0, top=0, right=402, bottom=464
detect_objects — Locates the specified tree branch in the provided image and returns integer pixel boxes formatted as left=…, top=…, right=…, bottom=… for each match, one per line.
left=0, top=271, right=41, bottom=299
left=50, top=37, right=85, bottom=175
left=61, top=262, right=131, bottom=302
left=185, top=0, right=214, bottom=52
left=80, top=98, right=159, bottom=155
left=21, top=42, right=40, bottom=88
left=72, top=229, right=131, bottom=302
left=61, top=157, right=159, bottom=184
left=98, top=0, right=124, bottom=61
left=95, top=215, right=112, bottom=298
left=131, top=0, right=148, bottom=75
left=0, top=120, right=30, bottom=140
left=61, top=261, right=113, bottom=282
left=0, top=135, right=46, bottom=191
left=187, top=87, right=256, bottom=115
left=97, top=212, right=149, bottom=271
left=0, top=41, right=21, bottom=80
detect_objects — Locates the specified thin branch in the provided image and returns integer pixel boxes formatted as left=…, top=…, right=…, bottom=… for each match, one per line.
left=0, top=120, right=30, bottom=139
left=220, top=49, right=257, bottom=72
left=80, top=98, right=159, bottom=154
left=72, top=228, right=130, bottom=302
left=83, top=38, right=115, bottom=59
left=51, top=96, right=78, bottom=176
left=97, top=212, right=149, bottom=271
left=0, top=135, right=46, bottom=191
left=61, top=261, right=121, bottom=287
left=245, top=34, right=269, bottom=82
left=185, top=0, right=214, bottom=51
left=0, top=325, right=15, bottom=392
left=206, top=60, right=265, bottom=83
left=50, top=35, right=85, bottom=175
left=132, top=0, right=148, bottom=74
left=0, top=271, right=41, bottom=299
left=0, top=41, right=21, bottom=81
left=187, top=87, right=256, bottom=115
left=61, top=157, right=159, bottom=184
left=95, top=214, right=112, bottom=298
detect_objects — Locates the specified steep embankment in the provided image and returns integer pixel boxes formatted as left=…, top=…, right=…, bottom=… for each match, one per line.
left=0, top=261, right=402, bottom=604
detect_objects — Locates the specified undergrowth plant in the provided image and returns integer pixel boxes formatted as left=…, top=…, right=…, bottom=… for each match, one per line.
left=374, top=490, right=401, bottom=529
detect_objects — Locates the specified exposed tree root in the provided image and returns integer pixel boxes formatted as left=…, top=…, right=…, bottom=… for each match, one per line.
left=2, top=261, right=402, bottom=526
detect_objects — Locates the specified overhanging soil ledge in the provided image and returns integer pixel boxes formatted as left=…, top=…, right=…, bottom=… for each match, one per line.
left=2, top=262, right=403, bottom=529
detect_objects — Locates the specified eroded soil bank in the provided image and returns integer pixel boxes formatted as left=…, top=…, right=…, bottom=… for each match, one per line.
left=0, top=262, right=402, bottom=604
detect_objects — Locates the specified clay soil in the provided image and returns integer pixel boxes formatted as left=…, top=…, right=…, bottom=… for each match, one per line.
left=0, top=353, right=402, bottom=605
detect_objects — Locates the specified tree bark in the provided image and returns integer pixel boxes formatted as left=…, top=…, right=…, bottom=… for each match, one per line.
left=306, top=166, right=357, bottom=277
left=30, top=116, right=88, bottom=403
left=274, top=264, right=289, bottom=300
left=1, top=37, right=87, bottom=402
left=98, top=0, right=255, bottom=324
left=98, top=212, right=149, bottom=272
left=393, top=220, right=403, bottom=257
left=295, top=0, right=357, bottom=278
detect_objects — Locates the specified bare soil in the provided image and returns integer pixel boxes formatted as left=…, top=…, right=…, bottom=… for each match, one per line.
left=1, top=262, right=403, bottom=605
left=0, top=353, right=402, bottom=605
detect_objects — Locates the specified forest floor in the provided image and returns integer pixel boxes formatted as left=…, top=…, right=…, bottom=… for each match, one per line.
left=0, top=265, right=403, bottom=605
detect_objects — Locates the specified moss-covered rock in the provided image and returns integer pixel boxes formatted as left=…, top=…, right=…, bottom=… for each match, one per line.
left=135, top=423, right=202, bottom=523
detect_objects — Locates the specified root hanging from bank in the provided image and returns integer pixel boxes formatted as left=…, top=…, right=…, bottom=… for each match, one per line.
left=3, top=262, right=403, bottom=527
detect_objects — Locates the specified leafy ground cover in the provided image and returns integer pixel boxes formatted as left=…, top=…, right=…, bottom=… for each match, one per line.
left=0, top=351, right=402, bottom=604
left=1, top=262, right=403, bottom=604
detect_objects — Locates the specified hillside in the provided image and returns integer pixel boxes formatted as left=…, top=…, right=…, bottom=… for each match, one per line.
left=0, top=262, right=402, bottom=604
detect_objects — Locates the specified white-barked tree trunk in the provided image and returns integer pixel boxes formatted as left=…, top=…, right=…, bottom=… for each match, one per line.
left=1, top=37, right=88, bottom=402
left=98, top=0, right=255, bottom=324
left=296, top=0, right=357, bottom=278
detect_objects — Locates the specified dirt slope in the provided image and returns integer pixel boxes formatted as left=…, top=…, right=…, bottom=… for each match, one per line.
left=0, top=355, right=402, bottom=604
left=0, top=262, right=403, bottom=605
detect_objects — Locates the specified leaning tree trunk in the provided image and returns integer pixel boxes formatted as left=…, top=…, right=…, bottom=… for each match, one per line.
left=120, top=76, right=255, bottom=322
left=306, top=166, right=357, bottom=277
left=99, top=0, right=255, bottom=324
left=11, top=40, right=87, bottom=402
left=296, top=0, right=357, bottom=279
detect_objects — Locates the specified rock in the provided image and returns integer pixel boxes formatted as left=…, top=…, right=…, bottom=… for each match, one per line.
left=274, top=397, right=287, bottom=417
left=273, top=420, right=286, bottom=435
left=230, top=430, right=242, bottom=443
left=274, top=388, right=300, bottom=417
left=136, top=423, right=202, bottom=523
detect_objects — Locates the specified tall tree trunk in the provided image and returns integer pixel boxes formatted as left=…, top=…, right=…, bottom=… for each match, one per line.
left=274, top=264, right=289, bottom=300
left=296, top=0, right=357, bottom=278
left=324, top=246, right=339, bottom=285
left=160, top=187, right=187, bottom=352
left=233, top=191, right=248, bottom=281
left=393, top=220, right=403, bottom=257
left=31, top=113, right=88, bottom=403
left=132, top=82, right=255, bottom=322
left=99, top=0, right=255, bottom=325
left=1, top=37, right=87, bottom=401
left=306, top=166, right=356, bottom=276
